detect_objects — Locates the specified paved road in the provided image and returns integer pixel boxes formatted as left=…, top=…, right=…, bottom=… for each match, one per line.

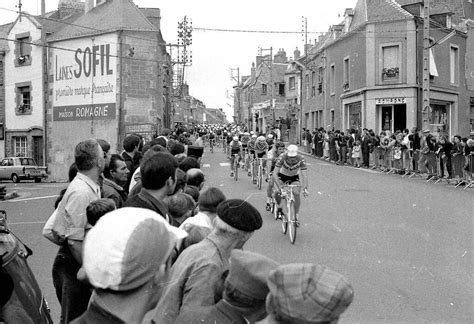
left=1, top=147, right=472, bottom=323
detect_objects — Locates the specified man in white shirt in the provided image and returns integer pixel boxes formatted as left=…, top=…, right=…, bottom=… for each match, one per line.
left=179, top=187, right=226, bottom=249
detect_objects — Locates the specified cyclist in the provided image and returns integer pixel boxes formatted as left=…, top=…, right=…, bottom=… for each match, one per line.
left=266, top=133, right=275, bottom=148
left=208, top=131, right=216, bottom=150
left=247, top=134, right=257, bottom=177
left=273, top=144, right=308, bottom=222
left=266, top=141, right=286, bottom=210
left=240, top=132, right=251, bottom=169
left=229, top=136, right=243, bottom=177
left=226, top=131, right=234, bottom=158
left=254, top=136, right=269, bottom=179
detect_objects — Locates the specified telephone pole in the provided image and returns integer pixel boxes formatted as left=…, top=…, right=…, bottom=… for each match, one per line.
left=230, top=67, right=240, bottom=123
left=302, top=16, right=308, bottom=57
left=422, top=0, right=431, bottom=131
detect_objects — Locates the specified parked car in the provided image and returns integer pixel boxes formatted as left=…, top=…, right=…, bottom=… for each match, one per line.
left=0, top=157, right=48, bottom=183
left=0, top=210, right=53, bottom=323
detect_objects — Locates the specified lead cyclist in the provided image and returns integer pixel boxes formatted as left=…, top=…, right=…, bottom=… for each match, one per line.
left=272, top=144, right=308, bottom=221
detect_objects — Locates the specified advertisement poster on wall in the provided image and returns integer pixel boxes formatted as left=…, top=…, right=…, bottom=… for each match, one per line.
left=52, top=34, right=117, bottom=121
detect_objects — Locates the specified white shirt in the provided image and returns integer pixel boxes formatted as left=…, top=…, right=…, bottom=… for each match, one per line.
left=179, top=211, right=213, bottom=230
left=129, top=167, right=140, bottom=192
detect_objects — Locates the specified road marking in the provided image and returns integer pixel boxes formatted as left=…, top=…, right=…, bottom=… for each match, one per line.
left=3, top=195, right=58, bottom=202
left=8, top=221, right=45, bottom=225
left=202, top=164, right=210, bottom=168
left=219, top=163, right=230, bottom=166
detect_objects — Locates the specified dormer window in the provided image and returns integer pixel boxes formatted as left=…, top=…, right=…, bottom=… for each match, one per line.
left=15, top=33, right=32, bottom=67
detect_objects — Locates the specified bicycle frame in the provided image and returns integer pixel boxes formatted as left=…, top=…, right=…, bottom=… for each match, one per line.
left=280, top=183, right=300, bottom=244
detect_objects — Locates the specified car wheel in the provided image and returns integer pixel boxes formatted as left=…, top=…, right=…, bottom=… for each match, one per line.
left=11, top=174, right=20, bottom=183
left=34, top=178, right=41, bottom=183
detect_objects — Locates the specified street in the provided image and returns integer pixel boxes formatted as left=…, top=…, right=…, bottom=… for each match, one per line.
left=0, top=148, right=472, bottom=323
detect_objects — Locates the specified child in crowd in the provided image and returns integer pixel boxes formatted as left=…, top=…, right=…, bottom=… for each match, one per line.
left=167, top=192, right=196, bottom=227
left=352, top=140, right=361, bottom=167
left=86, top=198, right=116, bottom=226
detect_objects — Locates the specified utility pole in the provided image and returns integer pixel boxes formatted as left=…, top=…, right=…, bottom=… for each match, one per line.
left=230, top=67, right=240, bottom=124
left=259, top=47, right=273, bottom=129
left=302, top=16, right=308, bottom=57
left=41, top=0, right=47, bottom=167
left=422, top=0, right=431, bottom=131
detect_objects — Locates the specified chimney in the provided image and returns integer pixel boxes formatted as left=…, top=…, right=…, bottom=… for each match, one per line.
left=274, top=48, right=287, bottom=63
left=304, top=44, right=312, bottom=56
left=251, top=62, right=256, bottom=79
left=294, top=47, right=300, bottom=60
left=85, top=0, right=94, bottom=14
left=58, top=0, right=84, bottom=19
left=344, top=8, right=354, bottom=33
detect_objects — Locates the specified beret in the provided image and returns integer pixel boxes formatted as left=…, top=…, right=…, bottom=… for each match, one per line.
left=216, top=199, right=262, bottom=232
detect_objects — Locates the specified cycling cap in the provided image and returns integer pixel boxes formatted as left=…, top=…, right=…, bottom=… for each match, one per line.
left=287, top=144, right=298, bottom=157
left=233, top=136, right=239, bottom=141
left=267, top=134, right=274, bottom=138
left=244, top=132, right=250, bottom=136
left=252, top=134, right=258, bottom=138
left=250, top=131, right=255, bottom=135
left=257, top=136, right=266, bottom=142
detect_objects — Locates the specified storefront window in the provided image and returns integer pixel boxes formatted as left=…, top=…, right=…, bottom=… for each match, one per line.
left=430, top=103, right=449, bottom=136
left=348, top=102, right=361, bottom=130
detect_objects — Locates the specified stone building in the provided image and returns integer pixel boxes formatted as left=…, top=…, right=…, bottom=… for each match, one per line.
left=47, top=0, right=171, bottom=179
left=297, top=0, right=472, bottom=138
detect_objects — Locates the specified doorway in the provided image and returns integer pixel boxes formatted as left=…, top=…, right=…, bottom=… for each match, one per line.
left=33, top=136, right=43, bottom=166
left=379, top=104, right=406, bottom=133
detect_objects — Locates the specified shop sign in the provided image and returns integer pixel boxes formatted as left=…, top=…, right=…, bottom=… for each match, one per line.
left=124, top=124, right=155, bottom=133
left=253, top=100, right=271, bottom=110
left=53, top=103, right=116, bottom=121
left=375, top=97, right=406, bottom=105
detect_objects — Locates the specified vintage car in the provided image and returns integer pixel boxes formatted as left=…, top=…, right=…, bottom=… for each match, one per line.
left=0, top=210, right=53, bottom=323
left=0, top=157, right=48, bottom=183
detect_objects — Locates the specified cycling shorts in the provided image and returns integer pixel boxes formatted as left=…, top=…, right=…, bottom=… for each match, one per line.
left=249, top=150, right=255, bottom=155
left=256, top=152, right=266, bottom=158
left=231, top=149, right=241, bottom=155
left=278, top=173, right=299, bottom=184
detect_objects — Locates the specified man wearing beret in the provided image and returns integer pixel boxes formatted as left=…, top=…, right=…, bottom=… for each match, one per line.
left=175, top=249, right=279, bottom=323
left=144, top=199, right=263, bottom=324
left=261, top=263, right=354, bottom=324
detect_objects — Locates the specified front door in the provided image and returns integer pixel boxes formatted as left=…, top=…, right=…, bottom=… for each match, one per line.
left=33, top=136, right=43, bottom=166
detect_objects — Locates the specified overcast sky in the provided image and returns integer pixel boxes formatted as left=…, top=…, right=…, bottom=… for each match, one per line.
left=0, top=0, right=356, bottom=120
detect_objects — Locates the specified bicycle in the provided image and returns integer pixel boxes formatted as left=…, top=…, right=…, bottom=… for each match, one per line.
left=255, top=157, right=271, bottom=190
left=209, top=139, right=215, bottom=153
left=279, top=184, right=308, bottom=244
left=231, top=153, right=240, bottom=181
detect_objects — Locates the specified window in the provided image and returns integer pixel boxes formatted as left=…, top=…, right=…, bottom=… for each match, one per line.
left=382, top=45, right=399, bottom=81
left=262, top=84, right=267, bottom=95
left=278, top=83, right=285, bottom=96
left=289, top=77, right=295, bottom=90
left=330, top=110, right=335, bottom=129
left=14, top=136, right=28, bottom=157
left=311, top=71, right=316, bottom=97
left=430, top=103, right=450, bottom=136
left=330, top=64, right=335, bottom=95
left=450, top=45, right=459, bottom=84
left=17, top=85, right=31, bottom=113
left=15, top=33, right=31, bottom=66
left=318, top=67, right=323, bottom=94
left=343, top=58, right=350, bottom=90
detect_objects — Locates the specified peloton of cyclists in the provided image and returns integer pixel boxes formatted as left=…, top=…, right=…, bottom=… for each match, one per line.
left=272, top=144, right=309, bottom=222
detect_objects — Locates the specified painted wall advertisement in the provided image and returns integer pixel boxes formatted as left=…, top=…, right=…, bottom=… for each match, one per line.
left=52, top=34, right=117, bottom=121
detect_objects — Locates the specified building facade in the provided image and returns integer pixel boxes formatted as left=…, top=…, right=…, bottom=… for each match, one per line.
left=47, top=0, right=170, bottom=179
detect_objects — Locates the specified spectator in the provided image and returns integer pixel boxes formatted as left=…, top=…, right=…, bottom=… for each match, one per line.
left=121, top=134, right=141, bottom=192
left=96, top=139, right=111, bottom=169
left=54, top=162, right=78, bottom=209
left=352, top=139, right=361, bottom=167
left=86, top=198, right=116, bottom=226
left=184, top=185, right=200, bottom=203
left=451, top=135, right=465, bottom=181
left=172, top=168, right=187, bottom=195
left=175, top=250, right=279, bottom=323
left=168, top=140, right=186, bottom=156
left=179, top=187, right=226, bottom=249
left=71, top=208, right=187, bottom=324
left=264, top=263, right=354, bottom=323
left=186, top=168, right=205, bottom=191
left=435, top=135, right=453, bottom=179
left=124, top=151, right=178, bottom=223
left=146, top=199, right=263, bottom=324
left=179, top=156, right=200, bottom=172
left=361, top=128, right=371, bottom=168
left=103, top=154, right=129, bottom=208
left=52, top=139, right=105, bottom=323
left=167, top=193, right=196, bottom=227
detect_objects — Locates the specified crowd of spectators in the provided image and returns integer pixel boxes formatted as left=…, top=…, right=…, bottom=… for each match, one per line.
left=302, top=127, right=474, bottom=186
left=45, top=125, right=354, bottom=323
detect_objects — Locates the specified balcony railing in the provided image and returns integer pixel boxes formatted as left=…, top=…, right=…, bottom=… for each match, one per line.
left=382, top=67, right=399, bottom=80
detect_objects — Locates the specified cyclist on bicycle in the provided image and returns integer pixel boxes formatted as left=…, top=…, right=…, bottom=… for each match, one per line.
left=253, top=136, right=269, bottom=180
left=273, top=144, right=308, bottom=221
left=226, top=132, right=234, bottom=158
left=247, top=134, right=257, bottom=177
left=229, top=136, right=243, bottom=177
left=266, top=141, right=286, bottom=210
left=266, top=133, right=275, bottom=148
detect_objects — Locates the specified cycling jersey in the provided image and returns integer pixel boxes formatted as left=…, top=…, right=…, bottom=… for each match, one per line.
left=230, top=141, right=242, bottom=154
left=266, top=138, right=274, bottom=147
left=226, top=135, right=233, bottom=144
left=209, top=133, right=216, bottom=139
left=275, top=153, right=307, bottom=177
left=241, top=135, right=251, bottom=146
left=254, top=140, right=268, bottom=154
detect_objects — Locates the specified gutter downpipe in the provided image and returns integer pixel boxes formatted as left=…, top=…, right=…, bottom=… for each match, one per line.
left=117, top=30, right=123, bottom=152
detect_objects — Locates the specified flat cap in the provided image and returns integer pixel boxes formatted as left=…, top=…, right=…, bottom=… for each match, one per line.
left=216, top=199, right=262, bottom=232
left=226, top=250, right=279, bottom=300
left=266, top=263, right=354, bottom=323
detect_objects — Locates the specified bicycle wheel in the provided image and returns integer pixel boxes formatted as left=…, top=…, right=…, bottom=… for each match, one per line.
left=281, top=206, right=288, bottom=234
left=257, top=165, right=262, bottom=190
left=288, top=200, right=297, bottom=244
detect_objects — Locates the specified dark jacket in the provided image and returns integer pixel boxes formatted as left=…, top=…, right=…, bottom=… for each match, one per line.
left=124, top=190, right=169, bottom=221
